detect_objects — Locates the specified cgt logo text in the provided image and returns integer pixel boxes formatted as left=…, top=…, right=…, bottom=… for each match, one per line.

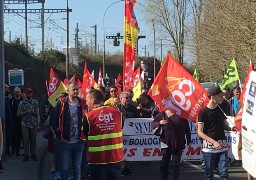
left=98, top=110, right=114, bottom=123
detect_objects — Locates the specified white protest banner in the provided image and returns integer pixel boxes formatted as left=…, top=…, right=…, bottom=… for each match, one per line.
left=123, top=135, right=162, bottom=161
left=242, top=71, right=256, bottom=178
left=122, top=118, right=241, bottom=161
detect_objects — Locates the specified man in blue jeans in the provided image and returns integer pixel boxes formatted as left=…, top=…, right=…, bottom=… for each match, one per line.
left=51, top=82, right=88, bottom=180
left=197, top=86, right=237, bottom=180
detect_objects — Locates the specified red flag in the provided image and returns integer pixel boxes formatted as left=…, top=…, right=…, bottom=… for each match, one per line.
left=148, top=54, right=208, bottom=122
left=236, top=61, right=254, bottom=131
left=69, top=75, right=76, bottom=82
left=63, top=78, right=68, bottom=86
left=81, top=63, right=91, bottom=96
left=115, top=74, right=123, bottom=95
left=123, top=0, right=140, bottom=91
left=98, top=67, right=103, bottom=86
left=77, top=79, right=82, bottom=88
left=239, top=61, right=254, bottom=104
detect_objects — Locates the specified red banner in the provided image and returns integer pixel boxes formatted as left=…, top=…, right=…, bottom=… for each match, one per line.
left=123, top=0, right=140, bottom=91
left=148, top=54, right=208, bottom=122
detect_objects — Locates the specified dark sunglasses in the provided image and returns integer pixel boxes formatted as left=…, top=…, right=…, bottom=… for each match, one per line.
left=123, top=96, right=130, bottom=99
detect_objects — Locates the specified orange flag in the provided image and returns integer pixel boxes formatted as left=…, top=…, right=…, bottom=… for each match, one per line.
left=115, top=73, right=123, bottom=96
left=48, top=68, right=67, bottom=107
left=98, top=67, right=103, bottom=87
left=123, top=0, right=140, bottom=91
left=77, top=79, right=82, bottom=88
left=63, top=78, right=68, bottom=86
left=148, top=54, right=208, bottom=122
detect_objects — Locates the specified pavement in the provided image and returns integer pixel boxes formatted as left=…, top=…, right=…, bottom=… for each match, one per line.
left=0, top=131, right=248, bottom=180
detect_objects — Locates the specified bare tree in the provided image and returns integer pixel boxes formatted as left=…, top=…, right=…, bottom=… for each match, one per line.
left=140, top=0, right=189, bottom=64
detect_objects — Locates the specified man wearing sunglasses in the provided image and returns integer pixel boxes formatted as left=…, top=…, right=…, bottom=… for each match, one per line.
left=104, top=85, right=120, bottom=106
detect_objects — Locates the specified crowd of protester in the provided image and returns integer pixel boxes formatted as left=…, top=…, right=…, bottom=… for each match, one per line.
left=0, top=74, right=252, bottom=180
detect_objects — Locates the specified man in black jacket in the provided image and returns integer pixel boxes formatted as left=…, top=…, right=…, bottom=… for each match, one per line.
left=51, top=81, right=88, bottom=180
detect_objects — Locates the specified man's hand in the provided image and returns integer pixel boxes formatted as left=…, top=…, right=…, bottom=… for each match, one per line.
left=160, top=120, right=169, bottom=125
left=230, top=126, right=237, bottom=133
left=213, top=141, right=222, bottom=150
left=60, top=138, right=67, bottom=142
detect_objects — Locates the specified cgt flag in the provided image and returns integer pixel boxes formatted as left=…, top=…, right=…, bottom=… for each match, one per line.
left=123, top=0, right=140, bottom=91
left=48, top=68, right=67, bottom=107
left=131, top=67, right=141, bottom=101
left=148, top=54, right=208, bottom=122
left=220, top=58, right=240, bottom=90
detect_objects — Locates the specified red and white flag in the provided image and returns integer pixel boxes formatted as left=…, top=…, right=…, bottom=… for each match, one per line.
left=98, top=67, right=103, bottom=87
left=148, top=54, right=208, bottom=122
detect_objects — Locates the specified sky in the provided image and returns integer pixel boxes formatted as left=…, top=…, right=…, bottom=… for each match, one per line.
left=3, top=0, right=161, bottom=58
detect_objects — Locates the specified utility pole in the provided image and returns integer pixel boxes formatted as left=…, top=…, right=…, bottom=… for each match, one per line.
left=25, top=0, right=28, bottom=50
left=66, top=0, right=69, bottom=79
left=141, top=45, right=147, bottom=57
left=9, top=31, right=11, bottom=42
left=75, top=23, right=79, bottom=52
left=0, top=0, right=5, bottom=140
left=160, top=39, right=162, bottom=61
left=41, top=0, right=45, bottom=57
left=91, top=25, right=97, bottom=55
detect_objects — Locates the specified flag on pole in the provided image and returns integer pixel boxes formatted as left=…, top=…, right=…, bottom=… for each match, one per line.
left=193, top=68, right=199, bottom=82
left=48, top=68, right=67, bottom=107
left=131, top=67, right=141, bottom=101
left=91, top=70, right=95, bottom=79
left=123, top=0, right=140, bottom=91
left=69, top=75, right=76, bottom=82
left=220, top=58, right=240, bottom=89
left=148, top=54, right=208, bottom=122
left=81, top=63, right=91, bottom=96
left=98, top=67, right=103, bottom=87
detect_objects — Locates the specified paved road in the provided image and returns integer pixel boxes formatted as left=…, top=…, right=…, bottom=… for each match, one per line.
left=0, top=131, right=248, bottom=180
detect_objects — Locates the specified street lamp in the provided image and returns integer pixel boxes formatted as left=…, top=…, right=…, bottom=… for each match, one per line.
left=103, top=0, right=124, bottom=78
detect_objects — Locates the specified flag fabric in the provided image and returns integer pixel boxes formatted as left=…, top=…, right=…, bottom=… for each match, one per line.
left=131, top=67, right=141, bottom=101
left=91, top=70, right=95, bottom=79
left=63, top=78, right=68, bottom=86
left=48, top=68, right=67, bottom=107
left=148, top=54, right=208, bottom=122
left=235, top=61, right=254, bottom=131
left=123, top=0, right=140, bottom=91
left=98, top=68, right=103, bottom=87
left=77, top=79, right=83, bottom=88
left=81, top=63, right=98, bottom=96
left=115, top=73, right=123, bottom=96
left=220, top=58, right=240, bottom=89
left=81, top=63, right=91, bottom=96
left=69, top=75, right=76, bottom=82
left=193, top=69, right=199, bottom=82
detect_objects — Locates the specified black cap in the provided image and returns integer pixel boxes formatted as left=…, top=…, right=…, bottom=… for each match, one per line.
left=207, top=86, right=223, bottom=97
